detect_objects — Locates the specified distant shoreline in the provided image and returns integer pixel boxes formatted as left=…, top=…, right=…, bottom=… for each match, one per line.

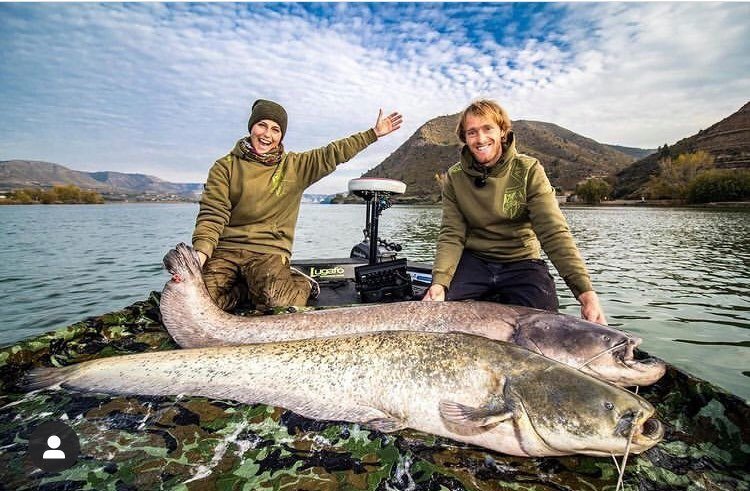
left=560, top=199, right=750, bottom=209
left=2, top=199, right=748, bottom=209
left=0, top=199, right=199, bottom=206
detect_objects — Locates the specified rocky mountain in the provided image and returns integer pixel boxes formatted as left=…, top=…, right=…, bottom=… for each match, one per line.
left=0, top=161, right=202, bottom=199
left=614, top=101, right=750, bottom=198
left=361, top=114, right=643, bottom=202
left=0, top=161, right=104, bottom=189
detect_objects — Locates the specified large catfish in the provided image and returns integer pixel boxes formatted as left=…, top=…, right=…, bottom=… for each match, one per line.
left=161, top=243, right=665, bottom=386
left=25, top=331, right=664, bottom=457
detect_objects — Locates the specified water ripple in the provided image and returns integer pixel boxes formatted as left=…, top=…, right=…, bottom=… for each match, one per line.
left=1, top=203, right=749, bottom=400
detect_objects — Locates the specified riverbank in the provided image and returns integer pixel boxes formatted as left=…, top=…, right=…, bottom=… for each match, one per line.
left=561, top=199, right=750, bottom=208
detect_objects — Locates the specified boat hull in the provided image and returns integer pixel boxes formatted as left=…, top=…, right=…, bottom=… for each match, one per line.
left=1, top=292, right=748, bottom=490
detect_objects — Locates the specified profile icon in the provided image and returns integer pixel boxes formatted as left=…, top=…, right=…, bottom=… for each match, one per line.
left=28, top=421, right=80, bottom=472
left=42, top=435, right=66, bottom=460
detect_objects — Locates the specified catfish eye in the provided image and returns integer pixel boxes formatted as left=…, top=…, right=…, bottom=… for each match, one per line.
left=604, top=402, right=614, bottom=411
left=603, top=335, right=611, bottom=342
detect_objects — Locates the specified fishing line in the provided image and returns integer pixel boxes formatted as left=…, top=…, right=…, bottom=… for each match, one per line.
left=615, top=409, right=642, bottom=491
left=610, top=453, right=621, bottom=474
left=526, top=337, right=545, bottom=356
left=576, top=340, right=628, bottom=370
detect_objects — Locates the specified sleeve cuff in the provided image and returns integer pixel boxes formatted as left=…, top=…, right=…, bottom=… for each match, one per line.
left=567, top=276, right=594, bottom=299
left=192, top=239, right=215, bottom=259
left=431, top=272, right=453, bottom=290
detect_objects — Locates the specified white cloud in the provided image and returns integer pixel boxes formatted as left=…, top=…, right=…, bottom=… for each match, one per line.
left=0, top=3, right=748, bottom=194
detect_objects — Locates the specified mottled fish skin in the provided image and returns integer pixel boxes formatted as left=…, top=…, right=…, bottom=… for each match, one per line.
left=160, top=243, right=665, bottom=386
left=24, top=331, right=663, bottom=457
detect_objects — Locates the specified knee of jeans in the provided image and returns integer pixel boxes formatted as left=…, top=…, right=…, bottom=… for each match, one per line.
left=208, top=289, right=234, bottom=311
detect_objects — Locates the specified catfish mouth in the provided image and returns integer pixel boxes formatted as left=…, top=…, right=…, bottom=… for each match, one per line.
left=616, top=411, right=664, bottom=451
left=629, top=416, right=664, bottom=453
left=583, top=337, right=667, bottom=386
left=615, top=340, right=667, bottom=385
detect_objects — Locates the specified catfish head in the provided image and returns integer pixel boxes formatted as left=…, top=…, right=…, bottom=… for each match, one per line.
left=513, top=310, right=666, bottom=387
left=439, top=358, right=664, bottom=457
left=511, top=360, right=664, bottom=456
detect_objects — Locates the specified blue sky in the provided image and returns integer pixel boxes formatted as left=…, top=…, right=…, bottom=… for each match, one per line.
left=1, top=3, right=748, bottom=194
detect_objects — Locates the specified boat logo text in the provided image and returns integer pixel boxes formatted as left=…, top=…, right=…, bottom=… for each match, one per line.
left=310, top=266, right=346, bottom=277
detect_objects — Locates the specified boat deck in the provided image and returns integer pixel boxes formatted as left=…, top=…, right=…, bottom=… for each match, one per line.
left=291, top=257, right=433, bottom=306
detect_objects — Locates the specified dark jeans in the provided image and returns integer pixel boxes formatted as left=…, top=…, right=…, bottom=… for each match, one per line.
left=445, top=251, right=559, bottom=311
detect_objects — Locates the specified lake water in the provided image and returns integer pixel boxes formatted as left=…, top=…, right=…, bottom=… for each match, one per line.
left=1, top=203, right=748, bottom=401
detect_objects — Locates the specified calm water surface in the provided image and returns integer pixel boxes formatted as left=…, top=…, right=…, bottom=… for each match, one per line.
left=1, top=203, right=748, bottom=400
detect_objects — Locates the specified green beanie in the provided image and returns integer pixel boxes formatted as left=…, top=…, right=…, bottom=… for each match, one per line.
left=247, top=99, right=288, bottom=140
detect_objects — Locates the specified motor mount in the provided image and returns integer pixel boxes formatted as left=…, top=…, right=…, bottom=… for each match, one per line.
left=347, top=178, right=412, bottom=303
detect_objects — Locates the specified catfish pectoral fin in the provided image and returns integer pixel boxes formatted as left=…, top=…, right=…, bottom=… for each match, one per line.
left=439, top=400, right=513, bottom=427
left=364, top=416, right=408, bottom=433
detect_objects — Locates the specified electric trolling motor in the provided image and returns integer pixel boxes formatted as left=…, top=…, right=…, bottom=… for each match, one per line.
left=347, top=178, right=413, bottom=303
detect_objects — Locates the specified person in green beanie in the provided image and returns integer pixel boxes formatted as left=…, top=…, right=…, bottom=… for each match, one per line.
left=192, top=98, right=403, bottom=311
left=422, top=99, right=607, bottom=325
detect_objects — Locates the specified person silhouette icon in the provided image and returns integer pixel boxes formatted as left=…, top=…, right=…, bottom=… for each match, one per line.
left=29, top=420, right=80, bottom=472
left=42, top=435, right=66, bottom=460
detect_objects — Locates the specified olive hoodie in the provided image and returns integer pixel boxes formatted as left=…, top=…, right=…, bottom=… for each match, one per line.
left=432, top=132, right=593, bottom=298
left=192, top=129, right=378, bottom=259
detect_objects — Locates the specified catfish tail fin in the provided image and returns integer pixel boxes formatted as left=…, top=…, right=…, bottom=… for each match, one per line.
left=163, top=243, right=203, bottom=279
left=22, top=365, right=80, bottom=392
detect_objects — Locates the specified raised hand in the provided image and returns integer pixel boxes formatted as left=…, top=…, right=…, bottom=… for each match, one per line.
left=373, top=109, right=403, bottom=137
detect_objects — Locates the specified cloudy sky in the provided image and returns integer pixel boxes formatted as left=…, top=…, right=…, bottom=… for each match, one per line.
left=1, top=3, right=748, bottom=194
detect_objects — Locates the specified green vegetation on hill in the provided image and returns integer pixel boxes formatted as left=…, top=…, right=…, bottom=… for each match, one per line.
left=642, top=151, right=750, bottom=203
left=2, top=185, right=104, bottom=204
left=688, top=169, right=750, bottom=203
left=575, top=178, right=613, bottom=204
left=614, top=101, right=750, bottom=198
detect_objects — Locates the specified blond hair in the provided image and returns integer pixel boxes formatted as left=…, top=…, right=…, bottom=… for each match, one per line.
left=456, top=99, right=512, bottom=143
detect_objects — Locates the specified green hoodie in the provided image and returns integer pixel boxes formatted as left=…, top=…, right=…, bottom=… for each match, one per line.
left=433, top=132, right=593, bottom=298
left=192, top=129, right=378, bottom=259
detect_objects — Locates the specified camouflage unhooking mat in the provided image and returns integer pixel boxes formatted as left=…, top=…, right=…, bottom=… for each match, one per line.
left=0, top=292, right=748, bottom=490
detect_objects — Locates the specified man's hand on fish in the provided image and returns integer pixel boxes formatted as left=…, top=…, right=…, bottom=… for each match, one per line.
left=579, top=290, right=607, bottom=325
left=421, top=284, right=445, bottom=301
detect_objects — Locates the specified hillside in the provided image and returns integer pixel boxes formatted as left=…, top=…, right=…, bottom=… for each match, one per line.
left=0, top=161, right=105, bottom=189
left=362, top=114, right=641, bottom=202
left=0, top=161, right=202, bottom=199
left=602, top=144, right=656, bottom=161
left=614, top=101, right=750, bottom=198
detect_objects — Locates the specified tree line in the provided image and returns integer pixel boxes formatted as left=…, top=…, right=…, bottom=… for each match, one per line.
left=575, top=150, right=750, bottom=204
left=2, top=185, right=104, bottom=204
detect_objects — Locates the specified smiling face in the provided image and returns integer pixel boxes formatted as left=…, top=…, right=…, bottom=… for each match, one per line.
left=249, top=119, right=282, bottom=154
left=464, top=113, right=505, bottom=168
